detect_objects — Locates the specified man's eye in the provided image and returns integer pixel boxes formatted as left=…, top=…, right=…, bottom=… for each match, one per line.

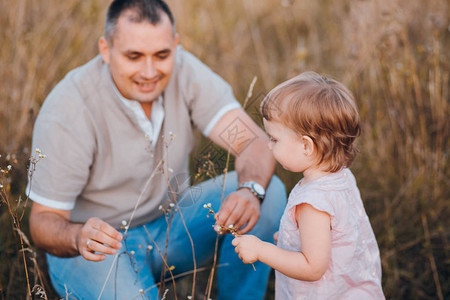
left=269, top=136, right=277, bottom=143
left=127, top=55, right=139, bottom=61
left=157, top=53, right=169, bottom=60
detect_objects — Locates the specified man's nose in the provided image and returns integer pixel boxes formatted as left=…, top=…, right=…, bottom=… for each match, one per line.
left=141, top=58, right=157, bottom=78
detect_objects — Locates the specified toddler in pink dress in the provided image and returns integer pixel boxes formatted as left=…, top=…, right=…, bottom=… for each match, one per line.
left=232, top=72, right=384, bottom=299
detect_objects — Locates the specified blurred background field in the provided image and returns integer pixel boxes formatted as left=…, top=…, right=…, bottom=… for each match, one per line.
left=0, top=0, right=448, bottom=299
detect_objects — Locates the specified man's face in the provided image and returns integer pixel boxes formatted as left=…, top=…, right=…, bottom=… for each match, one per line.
left=99, top=11, right=178, bottom=102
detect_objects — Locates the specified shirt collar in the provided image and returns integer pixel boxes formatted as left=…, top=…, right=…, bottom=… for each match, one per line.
left=112, top=84, right=165, bottom=149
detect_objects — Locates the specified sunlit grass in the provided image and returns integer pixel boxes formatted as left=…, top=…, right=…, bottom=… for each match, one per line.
left=0, top=0, right=448, bottom=299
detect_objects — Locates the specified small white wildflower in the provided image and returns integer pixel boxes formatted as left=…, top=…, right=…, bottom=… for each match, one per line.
left=0, top=184, right=3, bottom=188
left=167, top=168, right=173, bottom=174
left=159, top=205, right=163, bottom=210
left=207, top=203, right=211, bottom=208
left=228, top=224, right=234, bottom=229
left=39, top=154, right=47, bottom=158
left=7, top=165, right=11, bottom=171
left=35, top=148, right=41, bottom=154
left=130, top=250, right=135, bottom=255
left=169, top=131, right=174, bottom=137
left=147, top=245, right=153, bottom=251
left=169, top=203, right=175, bottom=208
left=203, top=204, right=208, bottom=208
left=139, top=289, right=144, bottom=294
left=6, top=154, right=10, bottom=160
left=187, top=296, right=192, bottom=299
left=121, top=220, right=127, bottom=226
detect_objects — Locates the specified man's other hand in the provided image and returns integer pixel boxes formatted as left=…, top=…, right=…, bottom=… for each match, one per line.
left=215, top=188, right=260, bottom=235
left=76, top=217, right=123, bottom=261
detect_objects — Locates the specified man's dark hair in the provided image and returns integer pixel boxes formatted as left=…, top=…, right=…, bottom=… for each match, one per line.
left=105, top=0, right=175, bottom=42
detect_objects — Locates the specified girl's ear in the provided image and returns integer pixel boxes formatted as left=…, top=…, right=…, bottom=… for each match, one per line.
left=301, top=136, right=315, bottom=157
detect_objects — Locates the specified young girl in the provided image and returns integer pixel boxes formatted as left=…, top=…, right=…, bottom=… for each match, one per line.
left=232, top=72, right=384, bottom=299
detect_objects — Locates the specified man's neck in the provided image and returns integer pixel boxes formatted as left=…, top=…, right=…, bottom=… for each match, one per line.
left=140, top=102, right=153, bottom=119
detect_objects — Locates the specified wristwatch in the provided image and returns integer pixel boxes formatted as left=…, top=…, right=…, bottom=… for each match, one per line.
left=238, top=181, right=266, bottom=202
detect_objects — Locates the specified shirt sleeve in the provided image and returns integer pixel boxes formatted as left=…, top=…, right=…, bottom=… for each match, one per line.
left=288, top=189, right=336, bottom=224
left=175, top=47, right=242, bottom=136
left=26, top=79, right=96, bottom=210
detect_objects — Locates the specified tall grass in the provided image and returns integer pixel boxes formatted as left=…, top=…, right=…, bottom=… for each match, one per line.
left=0, top=0, right=448, bottom=299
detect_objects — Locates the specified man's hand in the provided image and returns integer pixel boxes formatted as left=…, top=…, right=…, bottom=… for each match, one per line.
left=30, top=202, right=123, bottom=261
left=215, top=188, right=260, bottom=235
left=232, top=234, right=262, bottom=264
left=76, top=217, right=123, bottom=261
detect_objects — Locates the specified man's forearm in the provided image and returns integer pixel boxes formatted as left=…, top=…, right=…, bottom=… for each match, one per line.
left=235, top=136, right=276, bottom=188
left=30, top=211, right=82, bottom=257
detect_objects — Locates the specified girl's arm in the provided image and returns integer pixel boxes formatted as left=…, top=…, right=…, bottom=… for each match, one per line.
left=232, top=203, right=331, bottom=281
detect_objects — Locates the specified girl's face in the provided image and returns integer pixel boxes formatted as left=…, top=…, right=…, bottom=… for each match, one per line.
left=263, top=119, right=315, bottom=173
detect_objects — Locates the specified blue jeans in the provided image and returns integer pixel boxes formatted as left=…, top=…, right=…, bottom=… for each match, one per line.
left=47, top=172, right=286, bottom=300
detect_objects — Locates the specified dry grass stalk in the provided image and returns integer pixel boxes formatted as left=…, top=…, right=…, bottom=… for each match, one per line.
left=0, top=150, right=48, bottom=298
left=97, top=158, right=164, bottom=300
left=162, top=133, right=198, bottom=299
left=143, top=225, right=178, bottom=300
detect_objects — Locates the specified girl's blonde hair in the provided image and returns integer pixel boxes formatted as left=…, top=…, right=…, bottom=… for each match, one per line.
left=261, top=71, right=361, bottom=172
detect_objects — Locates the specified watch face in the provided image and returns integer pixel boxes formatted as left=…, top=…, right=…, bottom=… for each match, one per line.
left=253, top=183, right=265, bottom=195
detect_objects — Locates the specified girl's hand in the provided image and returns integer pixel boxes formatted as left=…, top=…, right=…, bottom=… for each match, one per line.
left=273, top=231, right=279, bottom=244
left=232, top=235, right=262, bottom=264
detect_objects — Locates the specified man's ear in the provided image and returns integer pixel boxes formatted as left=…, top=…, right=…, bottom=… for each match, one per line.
left=301, top=135, right=315, bottom=157
left=173, top=33, right=179, bottom=49
left=98, top=36, right=111, bottom=64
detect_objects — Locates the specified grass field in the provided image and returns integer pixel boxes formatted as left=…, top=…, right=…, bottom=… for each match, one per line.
left=0, top=0, right=448, bottom=299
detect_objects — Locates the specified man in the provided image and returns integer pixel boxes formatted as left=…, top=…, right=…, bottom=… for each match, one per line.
left=28, top=0, right=286, bottom=299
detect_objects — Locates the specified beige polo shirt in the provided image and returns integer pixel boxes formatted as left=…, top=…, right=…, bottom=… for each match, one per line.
left=28, top=46, right=241, bottom=228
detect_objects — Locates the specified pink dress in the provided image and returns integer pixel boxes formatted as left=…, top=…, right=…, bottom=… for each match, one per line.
left=276, top=169, right=384, bottom=299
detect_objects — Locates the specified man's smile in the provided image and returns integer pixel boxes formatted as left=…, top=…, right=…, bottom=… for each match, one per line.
left=135, top=79, right=159, bottom=92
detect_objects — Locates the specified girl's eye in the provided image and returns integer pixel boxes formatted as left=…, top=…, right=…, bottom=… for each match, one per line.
left=269, top=136, right=277, bottom=143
